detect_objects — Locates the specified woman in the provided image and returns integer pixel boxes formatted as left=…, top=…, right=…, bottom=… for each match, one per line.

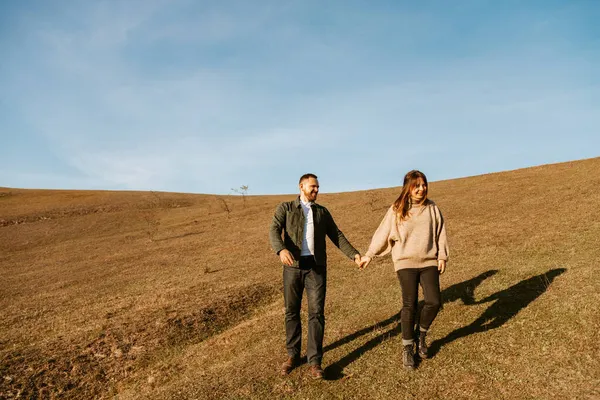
left=361, top=170, right=448, bottom=369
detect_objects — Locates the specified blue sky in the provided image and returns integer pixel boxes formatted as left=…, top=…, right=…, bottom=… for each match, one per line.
left=1, top=1, right=598, bottom=195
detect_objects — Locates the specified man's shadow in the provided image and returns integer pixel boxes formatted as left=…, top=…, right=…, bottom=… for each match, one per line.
left=428, top=268, right=566, bottom=357
left=323, top=269, right=499, bottom=380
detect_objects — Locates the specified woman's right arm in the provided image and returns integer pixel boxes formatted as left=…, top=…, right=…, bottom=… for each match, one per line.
left=365, top=206, right=396, bottom=259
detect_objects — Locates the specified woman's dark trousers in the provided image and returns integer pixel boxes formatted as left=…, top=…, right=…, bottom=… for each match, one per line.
left=283, top=256, right=327, bottom=366
left=396, top=265, right=441, bottom=344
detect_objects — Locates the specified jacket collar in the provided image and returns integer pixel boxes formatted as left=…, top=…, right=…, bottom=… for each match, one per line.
left=294, top=196, right=316, bottom=208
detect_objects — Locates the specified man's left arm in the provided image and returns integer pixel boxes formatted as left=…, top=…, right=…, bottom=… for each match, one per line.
left=324, top=208, right=360, bottom=262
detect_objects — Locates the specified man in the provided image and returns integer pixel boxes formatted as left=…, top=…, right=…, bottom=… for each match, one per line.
left=269, top=173, right=364, bottom=379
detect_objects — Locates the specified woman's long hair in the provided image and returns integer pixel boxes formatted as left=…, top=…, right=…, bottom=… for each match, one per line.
left=393, top=170, right=429, bottom=221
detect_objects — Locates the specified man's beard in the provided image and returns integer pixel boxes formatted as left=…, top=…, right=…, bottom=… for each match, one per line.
left=304, top=190, right=318, bottom=201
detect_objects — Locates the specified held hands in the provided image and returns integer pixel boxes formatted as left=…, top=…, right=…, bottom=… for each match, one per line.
left=279, top=249, right=295, bottom=266
left=438, top=259, right=447, bottom=274
left=280, top=251, right=374, bottom=269
left=355, top=255, right=371, bottom=270
left=354, top=254, right=365, bottom=269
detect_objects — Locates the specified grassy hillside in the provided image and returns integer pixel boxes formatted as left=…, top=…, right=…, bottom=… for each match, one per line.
left=1, top=158, right=599, bottom=399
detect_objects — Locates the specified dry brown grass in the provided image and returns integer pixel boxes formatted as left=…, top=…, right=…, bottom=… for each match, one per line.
left=1, top=158, right=600, bottom=399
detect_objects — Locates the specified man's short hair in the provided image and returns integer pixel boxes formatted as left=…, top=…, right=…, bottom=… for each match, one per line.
left=299, top=173, right=318, bottom=184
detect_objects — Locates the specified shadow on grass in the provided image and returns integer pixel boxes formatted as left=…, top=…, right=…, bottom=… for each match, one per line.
left=428, top=267, right=566, bottom=357
left=323, top=269, right=499, bottom=380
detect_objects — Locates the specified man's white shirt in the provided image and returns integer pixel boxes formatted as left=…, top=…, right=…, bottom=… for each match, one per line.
left=300, top=199, right=315, bottom=256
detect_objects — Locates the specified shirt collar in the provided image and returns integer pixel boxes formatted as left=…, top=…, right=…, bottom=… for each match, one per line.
left=295, top=196, right=313, bottom=208
left=300, top=198, right=313, bottom=208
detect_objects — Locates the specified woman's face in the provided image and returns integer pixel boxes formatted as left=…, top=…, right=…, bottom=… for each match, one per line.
left=410, top=178, right=427, bottom=203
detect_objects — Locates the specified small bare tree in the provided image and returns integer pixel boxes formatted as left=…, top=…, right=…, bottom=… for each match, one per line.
left=231, top=185, right=249, bottom=207
left=216, top=196, right=231, bottom=218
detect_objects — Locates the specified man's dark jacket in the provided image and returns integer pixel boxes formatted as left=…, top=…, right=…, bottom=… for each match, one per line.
left=269, top=197, right=359, bottom=267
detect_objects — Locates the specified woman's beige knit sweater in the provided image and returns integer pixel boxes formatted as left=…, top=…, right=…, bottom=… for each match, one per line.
left=365, top=201, right=448, bottom=271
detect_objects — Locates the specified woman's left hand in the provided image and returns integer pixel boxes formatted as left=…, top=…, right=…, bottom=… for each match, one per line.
left=438, top=260, right=446, bottom=275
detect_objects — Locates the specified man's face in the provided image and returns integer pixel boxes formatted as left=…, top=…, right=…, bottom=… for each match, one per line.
left=300, top=177, right=319, bottom=202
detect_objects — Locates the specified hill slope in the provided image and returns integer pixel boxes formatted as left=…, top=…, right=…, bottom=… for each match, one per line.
left=1, top=158, right=599, bottom=399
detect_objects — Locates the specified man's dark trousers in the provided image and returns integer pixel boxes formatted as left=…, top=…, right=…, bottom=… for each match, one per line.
left=283, top=256, right=327, bottom=366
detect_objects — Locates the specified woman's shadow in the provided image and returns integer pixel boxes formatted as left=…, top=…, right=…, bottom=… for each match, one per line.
left=323, top=268, right=565, bottom=380
left=428, top=267, right=566, bottom=357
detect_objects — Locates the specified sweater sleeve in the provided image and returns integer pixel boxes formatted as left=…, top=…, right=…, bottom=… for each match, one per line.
left=435, top=205, right=449, bottom=261
left=365, top=206, right=397, bottom=259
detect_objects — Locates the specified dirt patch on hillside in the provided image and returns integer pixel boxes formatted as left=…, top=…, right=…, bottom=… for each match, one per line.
left=0, top=282, right=279, bottom=399
left=0, top=199, right=194, bottom=228
left=0, top=205, right=125, bottom=227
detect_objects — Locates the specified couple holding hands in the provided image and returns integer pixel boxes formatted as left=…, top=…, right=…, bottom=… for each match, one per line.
left=269, top=171, right=449, bottom=378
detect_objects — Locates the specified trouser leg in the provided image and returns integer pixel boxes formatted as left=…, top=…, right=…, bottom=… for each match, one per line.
left=305, top=262, right=327, bottom=366
left=419, top=266, right=441, bottom=331
left=397, top=268, right=419, bottom=344
left=283, top=266, right=305, bottom=358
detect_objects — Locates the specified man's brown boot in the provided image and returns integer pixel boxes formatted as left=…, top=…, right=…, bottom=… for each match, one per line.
left=309, top=364, right=324, bottom=379
left=281, top=356, right=299, bottom=376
